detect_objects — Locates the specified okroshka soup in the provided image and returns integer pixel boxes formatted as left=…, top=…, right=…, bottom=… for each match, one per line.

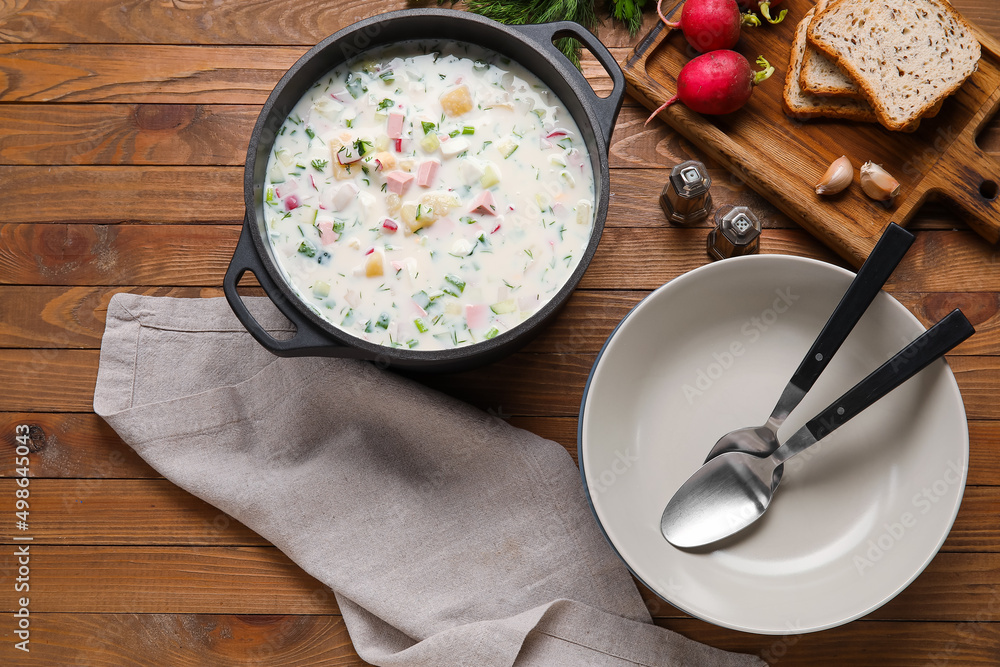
left=263, top=40, right=596, bottom=351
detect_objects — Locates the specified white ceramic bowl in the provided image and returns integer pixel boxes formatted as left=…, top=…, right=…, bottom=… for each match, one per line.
left=579, top=255, right=968, bottom=634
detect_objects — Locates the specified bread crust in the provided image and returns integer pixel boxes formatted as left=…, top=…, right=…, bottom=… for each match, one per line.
left=807, top=0, right=981, bottom=131
left=783, top=9, right=878, bottom=123
left=799, top=0, right=864, bottom=99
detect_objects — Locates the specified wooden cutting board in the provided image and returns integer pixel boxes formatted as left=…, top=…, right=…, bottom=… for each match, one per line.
left=623, top=0, right=1000, bottom=267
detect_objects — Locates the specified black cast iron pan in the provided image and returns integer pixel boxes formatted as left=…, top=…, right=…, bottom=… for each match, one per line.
left=224, top=8, right=625, bottom=372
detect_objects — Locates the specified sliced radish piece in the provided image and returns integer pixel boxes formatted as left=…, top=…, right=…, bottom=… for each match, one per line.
left=331, top=183, right=358, bottom=211
left=275, top=181, right=298, bottom=198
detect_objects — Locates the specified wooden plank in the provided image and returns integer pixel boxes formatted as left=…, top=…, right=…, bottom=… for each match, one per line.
left=0, top=546, right=994, bottom=619
left=0, top=44, right=625, bottom=103
left=0, top=224, right=242, bottom=286
left=3, top=413, right=1000, bottom=486
left=0, top=546, right=338, bottom=614
left=0, top=479, right=266, bottom=546
left=658, top=618, right=1000, bottom=666
left=5, top=614, right=361, bottom=667
left=6, top=614, right=1000, bottom=667
left=2, top=347, right=998, bottom=417
left=0, top=412, right=579, bottom=479
left=0, top=167, right=243, bottom=224
left=1, top=0, right=992, bottom=49
left=0, top=0, right=407, bottom=45
left=0, top=412, right=156, bottom=478
left=639, top=553, right=1000, bottom=622
left=0, top=45, right=304, bottom=103
left=0, top=286, right=234, bottom=349
left=2, top=478, right=995, bottom=550
left=0, top=224, right=836, bottom=288
left=0, top=105, right=254, bottom=166
left=4, top=287, right=997, bottom=360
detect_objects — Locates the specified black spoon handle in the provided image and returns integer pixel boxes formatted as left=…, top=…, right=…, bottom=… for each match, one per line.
left=788, top=223, right=915, bottom=396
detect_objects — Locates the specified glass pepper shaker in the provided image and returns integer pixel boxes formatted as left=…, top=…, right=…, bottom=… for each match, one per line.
left=659, top=160, right=713, bottom=225
left=707, top=205, right=761, bottom=260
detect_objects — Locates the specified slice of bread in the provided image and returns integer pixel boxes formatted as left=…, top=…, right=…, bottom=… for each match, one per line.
left=783, top=9, right=878, bottom=122
left=800, top=0, right=863, bottom=98
left=808, top=0, right=981, bottom=132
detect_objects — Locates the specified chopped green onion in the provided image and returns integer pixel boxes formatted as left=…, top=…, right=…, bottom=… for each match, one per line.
left=484, top=327, right=500, bottom=339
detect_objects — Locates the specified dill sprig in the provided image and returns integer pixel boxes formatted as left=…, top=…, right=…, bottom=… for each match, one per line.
left=464, top=0, right=597, bottom=68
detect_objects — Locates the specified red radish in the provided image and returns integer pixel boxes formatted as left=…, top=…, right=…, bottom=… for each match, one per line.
left=657, top=0, right=759, bottom=53
left=645, top=51, right=773, bottom=121
left=736, top=0, right=786, bottom=24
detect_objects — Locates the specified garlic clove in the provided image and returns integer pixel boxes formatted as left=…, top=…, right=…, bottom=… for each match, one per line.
left=860, top=161, right=901, bottom=202
left=815, top=155, right=854, bottom=195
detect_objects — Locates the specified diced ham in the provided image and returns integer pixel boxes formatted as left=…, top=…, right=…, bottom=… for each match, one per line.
left=386, top=171, right=415, bottom=196
left=469, top=190, right=497, bottom=216
left=387, top=112, right=405, bottom=139
left=465, top=303, right=487, bottom=330
left=417, top=159, right=440, bottom=188
left=331, top=183, right=358, bottom=211
left=275, top=181, right=298, bottom=198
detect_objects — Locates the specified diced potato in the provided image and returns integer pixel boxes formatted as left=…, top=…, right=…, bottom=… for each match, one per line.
left=440, top=84, right=473, bottom=117
left=365, top=250, right=384, bottom=277
left=400, top=192, right=460, bottom=233
left=576, top=199, right=592, bottom=225
left=386, top=193, right=401, bottom=215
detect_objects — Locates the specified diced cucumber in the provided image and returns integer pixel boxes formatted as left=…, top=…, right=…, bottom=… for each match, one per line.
left=496, top=137, right=518, bottom=159
left=444, top=274, right=466, bottom=293
left=484, top=327, right=500, bottom=339
left=420, top=133, right=440, bottom=153
left=480, top=163, right=501, bottom=189
left=376, top=312, right=390, bottom=329
left=490, top=299, right=517, bottom=314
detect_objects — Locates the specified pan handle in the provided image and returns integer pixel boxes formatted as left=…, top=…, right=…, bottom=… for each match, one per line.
left=223, top=216, right=369, bottom=359
left=511, top=21, right=625, bottom=147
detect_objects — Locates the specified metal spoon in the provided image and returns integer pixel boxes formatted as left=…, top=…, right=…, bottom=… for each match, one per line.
left=704, top=223, right=915, bottom=485
left=662, top=308, right=974, bottom=549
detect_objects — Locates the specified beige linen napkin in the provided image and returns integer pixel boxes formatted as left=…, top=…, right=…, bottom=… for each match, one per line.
left=93, top=294, right=764, bottom=667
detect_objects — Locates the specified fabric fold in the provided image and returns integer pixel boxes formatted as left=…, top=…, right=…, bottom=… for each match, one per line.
left=94, top=294, right=764, bottom=667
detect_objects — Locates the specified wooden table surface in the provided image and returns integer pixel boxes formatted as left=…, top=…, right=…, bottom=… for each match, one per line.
left=1, top=1, right=998, bottom=664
